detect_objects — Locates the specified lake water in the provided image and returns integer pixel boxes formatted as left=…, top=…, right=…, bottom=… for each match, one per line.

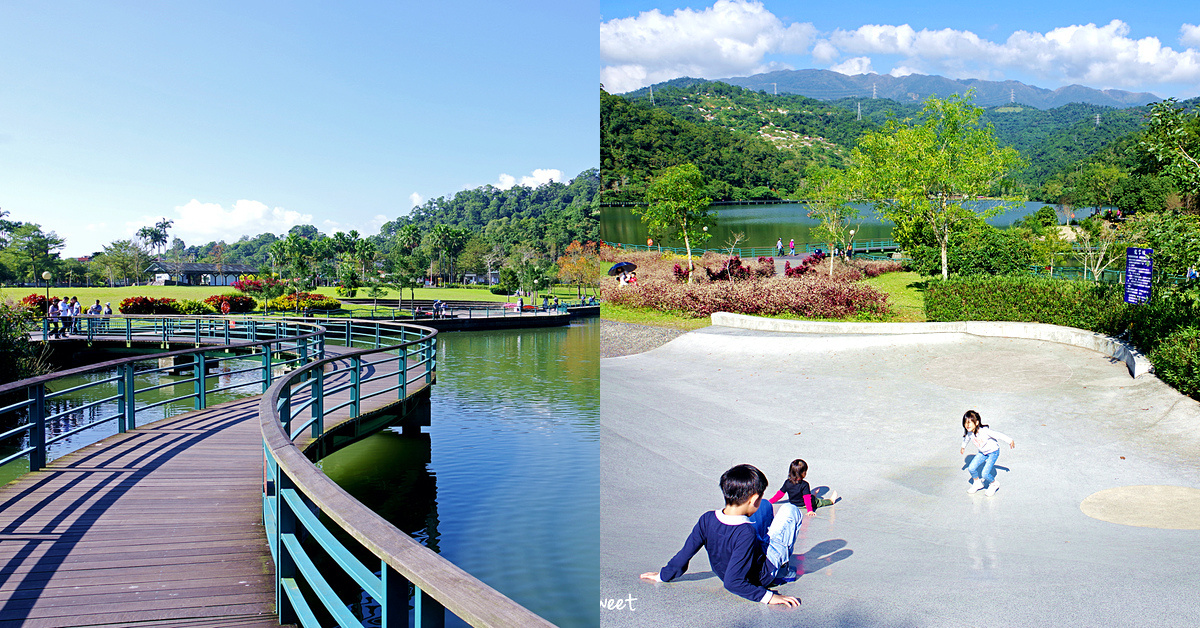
left=318, top=319, right=599, bottom=627
left=601, top=201, right=1059, bottom=250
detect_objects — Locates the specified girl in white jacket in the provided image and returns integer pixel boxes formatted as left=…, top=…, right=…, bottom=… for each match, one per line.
left=960, top=410, right=1015, bottom=496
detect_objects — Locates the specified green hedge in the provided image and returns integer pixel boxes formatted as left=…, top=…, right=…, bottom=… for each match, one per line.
left=924, top=275, right=1125, bottom=334
left=1150, top=327, right=1200, bottom=398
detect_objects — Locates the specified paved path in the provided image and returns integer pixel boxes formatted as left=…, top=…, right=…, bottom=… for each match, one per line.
left=601, top=325, right=1200, bottom=628
left=0, top=343, right=422, bottom=627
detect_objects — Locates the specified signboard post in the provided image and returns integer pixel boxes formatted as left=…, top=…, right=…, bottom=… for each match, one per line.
left=1124, top=247, right=1153, bottom=304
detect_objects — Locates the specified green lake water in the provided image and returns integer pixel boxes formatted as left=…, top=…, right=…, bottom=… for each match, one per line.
left=601, top=201, right=1057, bottom=251
left=318, top=319, right=599, bottom=627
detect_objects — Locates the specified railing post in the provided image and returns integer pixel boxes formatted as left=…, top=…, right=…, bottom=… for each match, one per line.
left=381, top=561, right=408, bottom=628
left=414, top=586, right=446, bottom=628
left=41, top=317, right=48, bottom=342
left=350, top=355, right=360, bottom=418
left=262, top=344, right=274, bottom=393
left=425, top=337, right=434, bottom=385
left=346, top=320, right=352, bottom=347
left=194, top=351, right=207, bottom=410
left=194, top=317, right=201, bottom=346
left=116, top=370, right=127, bottom=433
left=311, top=368, right=324, bottom=438
left=123, top=363, right=137, bottom=429
left=28, top=385, right=46, bottom=472
left=224, top=319, right=230, bottom=345
left=275, top=476, right=298, bottom=627
left=125, top=317, right=132, bottom=347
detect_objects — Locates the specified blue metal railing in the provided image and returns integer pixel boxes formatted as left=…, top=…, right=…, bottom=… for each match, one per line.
left=604, top=239, right=900, bottom=258
left=260, top=320, right=553, bottom=628
left=1, top=315, right=324, bottom=473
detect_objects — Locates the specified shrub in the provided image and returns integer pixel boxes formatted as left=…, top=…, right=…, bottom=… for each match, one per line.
left=604, top=276, right=889, bottom=319
left=1149, top=327, right=1200, bottom=399
left=176, top=299, right=218, bottom=315
left=924, top=275, right=1126, bottom=333
left=20, top=293, right=48, bottom=313
left=118, top=296, right=180, bottom=314
left=673, top=263, right=688, bottom=282
left=265, top=292, right=342, bottom=311
left=335, top=285, right=358, bottom=298
left=203, top=294, right=258, bottom=313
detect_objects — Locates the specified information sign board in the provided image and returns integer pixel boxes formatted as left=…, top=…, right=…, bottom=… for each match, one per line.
left=1124, top=247, right=1153, bottom=304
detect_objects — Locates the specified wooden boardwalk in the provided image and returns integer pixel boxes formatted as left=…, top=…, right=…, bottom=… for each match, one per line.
left=0, top=343, right=420, bottom=627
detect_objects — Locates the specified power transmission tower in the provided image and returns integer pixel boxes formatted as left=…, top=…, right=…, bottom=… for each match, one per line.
left=857, top=102, right=861, bottom=121
left=772, top=82, right=777, bottom=96
left=649, top=83, right=654, bottom=106
left=1095, top=114, right=1101, bottom=126
left=1010, top=88, right=1015, bottom=103
left=872, top=83, right=877, bottom=99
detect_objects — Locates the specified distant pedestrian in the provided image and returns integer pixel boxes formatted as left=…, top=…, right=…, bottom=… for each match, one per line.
left=960, top=410, right=1015, bottom=496
left=60, top=298, right=75, bottom=336
left=47, top=299, right=62, bottom=338
left=776, top=238, right=784, bottom=256
left=1188, top=266, right=1198, bottom=281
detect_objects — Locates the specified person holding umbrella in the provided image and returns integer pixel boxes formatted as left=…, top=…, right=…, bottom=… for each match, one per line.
left=609, top=261, right=637, bottom=285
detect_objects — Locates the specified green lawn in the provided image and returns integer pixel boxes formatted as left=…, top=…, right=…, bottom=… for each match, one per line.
left=600, top=302, right=712, bottom=330
left=861, top=271, right=928, bottom=322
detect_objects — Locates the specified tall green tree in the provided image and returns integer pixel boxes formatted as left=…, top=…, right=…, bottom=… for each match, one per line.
left=637, top=163, right=714, bottom=283
left=1, top=224, right=66, bottom=284
left=801, top=167, right=860, bottom=276
left=847, top=92, right=1024, bottom=279
left=1141, top=98, right=1200, bottom=206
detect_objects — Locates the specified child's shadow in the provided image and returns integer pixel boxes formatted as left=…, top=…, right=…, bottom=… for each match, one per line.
left=961, top=455, right=1009, bottom=481
left=794, top=539, right=853, bottom=578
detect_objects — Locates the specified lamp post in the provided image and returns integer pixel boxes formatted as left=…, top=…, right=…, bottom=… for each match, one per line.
left=41, top=271, right=51, bottom=309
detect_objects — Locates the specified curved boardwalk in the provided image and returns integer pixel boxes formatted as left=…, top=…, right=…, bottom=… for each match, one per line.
left=0, top=344, right=417, bottom=628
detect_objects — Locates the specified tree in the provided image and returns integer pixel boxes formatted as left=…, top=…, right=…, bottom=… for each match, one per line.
left=1141, top=98, right=1200, bottom=208
left=556, top=241, right=604, bottom=298
left=0, top=224, right=66, bottom=284
left=847, top=92, right=1024, bottom=279
left=801, top=167, right=860, bottom=276
left=136, top=218, right=173, bottom=257
left=1073, top=217, right=1124, bottom=281
left=637, top=163, right=714, bottom=283
left=99, top=239, right=150, bottom=285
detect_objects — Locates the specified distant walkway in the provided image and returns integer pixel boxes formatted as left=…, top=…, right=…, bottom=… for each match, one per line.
left=0, top=344, right=411, bottom=627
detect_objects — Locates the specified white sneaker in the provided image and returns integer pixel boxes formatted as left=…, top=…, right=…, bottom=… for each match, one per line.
left=985, top=482, right=999, bottom=496
left=968, top=479, right=984, bottom=494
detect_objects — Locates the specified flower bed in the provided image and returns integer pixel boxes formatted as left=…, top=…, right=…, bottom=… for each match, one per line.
left=203, top=294, right=258, bottom=314
left=600, top=249, right=890, bottom=319
left=264, top=292, right=342, bottom=311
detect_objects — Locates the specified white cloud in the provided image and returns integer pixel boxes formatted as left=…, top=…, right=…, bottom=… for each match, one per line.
left=830, top=56, right=873, bottom=75
left=819, top=19, right=1200, bottom=89
left=600, top=0, right=816, bottom=92
left=169, top=199, right=312, bottom=243
left=494, top=168, right=562, bottom=191
left=409, top=192, right=423, bottom=208
left=1184, top=24, right=1200, bottom=48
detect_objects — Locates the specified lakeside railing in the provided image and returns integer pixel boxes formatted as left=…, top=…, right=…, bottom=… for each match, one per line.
left=2, top=315, right=324, bottom=473
left=604, top=239, right=901, bottom=259
left=259, top=319, right=555, bottom=628
left=2, top=315, right=554, bottom=627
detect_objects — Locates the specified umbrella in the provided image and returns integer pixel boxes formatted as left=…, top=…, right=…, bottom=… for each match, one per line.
left=608, top=262, right=637, bottom=276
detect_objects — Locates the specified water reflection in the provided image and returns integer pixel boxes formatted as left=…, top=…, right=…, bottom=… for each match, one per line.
left=320, top=320, right=598, bottom=628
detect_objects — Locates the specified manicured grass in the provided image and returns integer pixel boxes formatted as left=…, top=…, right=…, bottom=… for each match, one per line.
left=861, top=271, right=928, bottom=322
left=600, top=302, right=712, bottom=330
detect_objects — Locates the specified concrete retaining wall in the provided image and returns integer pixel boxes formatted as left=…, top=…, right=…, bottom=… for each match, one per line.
left=710, top=312, right=1151, bottom=378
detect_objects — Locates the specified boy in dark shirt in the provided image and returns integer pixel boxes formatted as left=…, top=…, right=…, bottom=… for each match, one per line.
left=640, top=464, right=802, bottom=606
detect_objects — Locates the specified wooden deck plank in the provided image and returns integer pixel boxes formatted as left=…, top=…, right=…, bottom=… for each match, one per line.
left=0, top=341, right=420, bottom=626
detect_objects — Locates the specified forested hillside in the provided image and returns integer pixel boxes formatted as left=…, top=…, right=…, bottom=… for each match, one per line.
left=604, top=79, right=1177, bottom=203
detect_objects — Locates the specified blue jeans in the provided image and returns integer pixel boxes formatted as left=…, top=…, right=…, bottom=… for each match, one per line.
left=765, top=503, right=803, bottom=575
left=968, top=450, right=1000, bottom=484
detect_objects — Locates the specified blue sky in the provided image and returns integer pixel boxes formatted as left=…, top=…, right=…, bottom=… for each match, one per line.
left=601, top=0, right=1200, bottom=98
left=1, top=1, right=598, bottom=257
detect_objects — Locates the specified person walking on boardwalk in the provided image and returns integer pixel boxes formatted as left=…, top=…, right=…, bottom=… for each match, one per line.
left=788, top=238, right=795, bottom=256
left=776, top=237, right=784, bottom=256
left=960, top=410, right=1015, bottom=496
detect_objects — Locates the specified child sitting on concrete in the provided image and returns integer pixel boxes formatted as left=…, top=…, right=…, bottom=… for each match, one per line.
left=639, top=464, right=802, bottom=606
left=768, top=458, right=837, bottom=513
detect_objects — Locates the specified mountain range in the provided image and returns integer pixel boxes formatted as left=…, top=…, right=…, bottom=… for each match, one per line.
left=698, top=69, right=1161, bottom=110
